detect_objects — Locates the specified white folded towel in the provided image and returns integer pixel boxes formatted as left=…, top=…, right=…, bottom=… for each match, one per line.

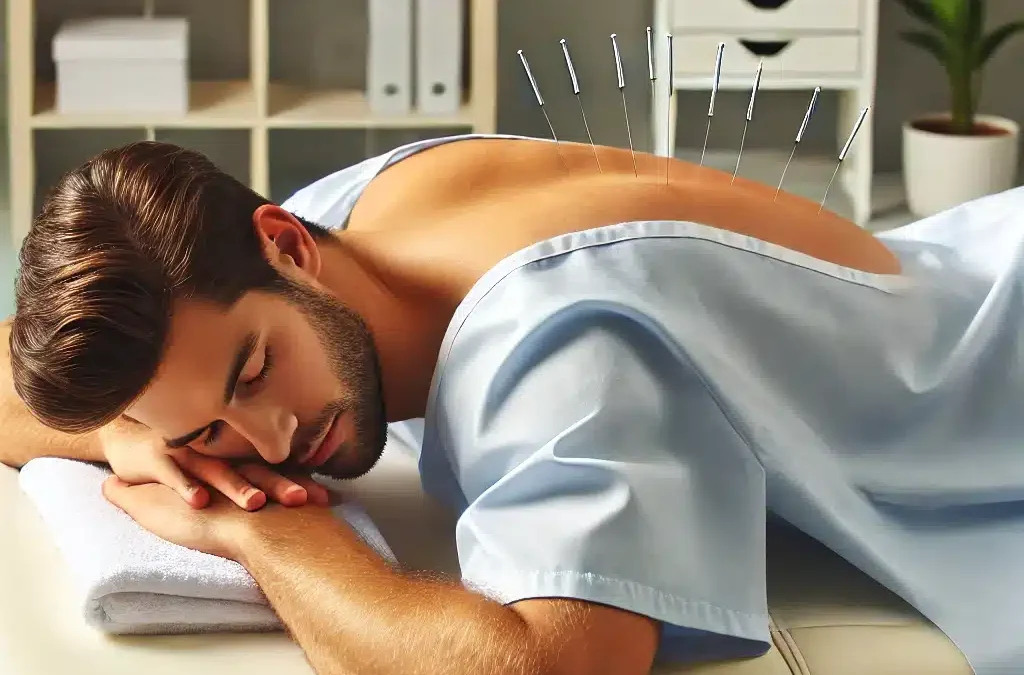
left=18, top=457, right=397, bottom=635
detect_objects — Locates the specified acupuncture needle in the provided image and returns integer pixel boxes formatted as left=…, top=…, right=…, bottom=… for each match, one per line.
left=700, top=42, right=725, bottom=167
left=560, top=39, right=602, bottom=173
left=664, top=33, right=674, bottom=185
left=647, top=26, right=657, bottom=179
left=731, top=60, right=762, bottom=184
left=517, top=49, right=568, bottom=172
left=820, top=106, right=870, bottom=214
left=611, top=33, right=638, bottom=177
left=776, top=86, right=820, bottom=201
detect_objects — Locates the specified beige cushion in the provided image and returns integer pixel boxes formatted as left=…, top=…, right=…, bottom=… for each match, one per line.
left=0, top=441, right=972, bottom=675
left=655, top=522, right=972, bottom=674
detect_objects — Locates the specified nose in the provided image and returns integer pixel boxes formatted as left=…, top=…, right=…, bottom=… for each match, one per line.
left=223, top=403, right=298, bottom=465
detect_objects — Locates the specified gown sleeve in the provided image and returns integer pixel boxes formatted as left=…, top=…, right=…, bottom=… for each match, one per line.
left=424, top=285, right=773, bottom=663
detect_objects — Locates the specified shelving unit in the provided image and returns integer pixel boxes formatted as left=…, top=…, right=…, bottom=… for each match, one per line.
left=7, top=0, right=498, bottom=247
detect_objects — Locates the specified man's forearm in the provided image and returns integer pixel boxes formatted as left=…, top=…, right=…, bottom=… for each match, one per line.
left=237, top=508, right=550, bottom=675
left=0, top=319, right=105, bottom=467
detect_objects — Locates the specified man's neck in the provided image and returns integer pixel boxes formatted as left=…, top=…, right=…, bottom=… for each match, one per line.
left=316, top=232, right=456, bottom=422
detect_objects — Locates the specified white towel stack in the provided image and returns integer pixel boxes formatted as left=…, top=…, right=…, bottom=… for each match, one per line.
left=18, top=457, right=397, bottom=635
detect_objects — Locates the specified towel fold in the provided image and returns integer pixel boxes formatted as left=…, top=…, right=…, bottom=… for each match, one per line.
left=18, top=457, right=397, bottom=635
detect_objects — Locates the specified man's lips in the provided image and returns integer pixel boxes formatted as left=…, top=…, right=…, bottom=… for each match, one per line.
left=299, top=412, right=343, bottom=467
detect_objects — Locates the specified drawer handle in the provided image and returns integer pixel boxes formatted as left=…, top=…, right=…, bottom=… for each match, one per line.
left=746, top=0, right=793, bottom=9
left=739, top=39, right=792, bottom=57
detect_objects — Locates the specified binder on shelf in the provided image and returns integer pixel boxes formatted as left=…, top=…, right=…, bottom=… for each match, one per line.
left=367, top=0, right=413, bottom=115
left=415, top=0, right=464, bottom=115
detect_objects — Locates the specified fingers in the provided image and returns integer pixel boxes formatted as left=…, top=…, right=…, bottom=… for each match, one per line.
left=175, top=452, right=267, bottom=511
left=102, top=476, right=145, bottom=517
left=101, top=475, right=130, bottom=508
left=151, top=453, right=210, bottom=509
left=102, top=475, right=181, bottom=517
left=287, top=474, right=332, bottom=507
left=235, top=464, right=310, bottom=507
left=162, top=449, right=331, bottom=510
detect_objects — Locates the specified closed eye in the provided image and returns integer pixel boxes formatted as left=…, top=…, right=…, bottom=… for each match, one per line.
left=245, top=346, right=274, bottom=387
left=202, top=420, right=225, bottom=446
left=200, top=347, right=273, bottom=448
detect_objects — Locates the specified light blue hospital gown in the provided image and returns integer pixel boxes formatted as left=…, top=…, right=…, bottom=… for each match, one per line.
left=283, top=133, right=1024, bottom=674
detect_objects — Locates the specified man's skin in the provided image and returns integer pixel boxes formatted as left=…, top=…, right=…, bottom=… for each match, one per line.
left=1, top=137, right=902, bottom=675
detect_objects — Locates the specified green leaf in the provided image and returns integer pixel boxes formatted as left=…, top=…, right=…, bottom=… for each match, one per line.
left=930, top=0, right=965, bottom=28
left=893, top=0, right=942, bottom=27
left=901, top=29, right=948, bottom=63
left=954, top=0, right=985, bottom=71
left=979, top=20, right=1024, bottom=67
left=965, top=0, right=984, bottom=44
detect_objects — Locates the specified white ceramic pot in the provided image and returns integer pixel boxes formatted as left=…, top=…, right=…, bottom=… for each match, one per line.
left=902, top=113, right=1020, bottom=217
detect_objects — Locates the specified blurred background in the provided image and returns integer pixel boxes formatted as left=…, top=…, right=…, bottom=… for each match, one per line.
left=1, top=0, right=1023, bottom=319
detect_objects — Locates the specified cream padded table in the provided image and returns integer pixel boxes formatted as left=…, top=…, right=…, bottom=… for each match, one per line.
left=0, top=430, right=972, bottom=675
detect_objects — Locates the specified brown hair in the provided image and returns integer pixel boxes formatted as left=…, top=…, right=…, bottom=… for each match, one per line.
left=9, top=141, right=329, bottom=434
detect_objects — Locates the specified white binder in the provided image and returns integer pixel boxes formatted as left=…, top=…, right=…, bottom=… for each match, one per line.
left=367, top=0, right=413, bottom=115
left=415, top=0, right=464, bottom=114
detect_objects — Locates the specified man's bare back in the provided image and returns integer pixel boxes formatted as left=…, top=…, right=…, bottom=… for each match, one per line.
left=341, top=137, right=900, bottom=303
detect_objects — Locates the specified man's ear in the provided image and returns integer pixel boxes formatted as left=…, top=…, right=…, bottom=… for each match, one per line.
left=252, top=204, right=322, bottom=279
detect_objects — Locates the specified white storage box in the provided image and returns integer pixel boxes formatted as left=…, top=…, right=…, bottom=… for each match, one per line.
left=52, top=17, right=189, bottom=115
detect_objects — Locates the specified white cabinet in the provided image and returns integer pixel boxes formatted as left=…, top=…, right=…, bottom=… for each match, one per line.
left=671, top=35, right=863, bottom=79
left=671, top=0, right=864, bottom=32
left=654, top=0, right=880, bottom=225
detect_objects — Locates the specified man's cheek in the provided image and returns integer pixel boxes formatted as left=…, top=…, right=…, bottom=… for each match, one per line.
left=288, top=352, right=338, bottom=407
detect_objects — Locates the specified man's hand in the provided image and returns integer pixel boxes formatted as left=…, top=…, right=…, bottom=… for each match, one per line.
left=99, top=420, right=329, bottom=511
left=101, top=476, right=326, bottom=560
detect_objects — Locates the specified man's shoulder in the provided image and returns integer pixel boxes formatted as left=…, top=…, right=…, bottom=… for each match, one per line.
left=425, top=223, right=719, bottom=433
left=280, top=133, right=525, bottom=229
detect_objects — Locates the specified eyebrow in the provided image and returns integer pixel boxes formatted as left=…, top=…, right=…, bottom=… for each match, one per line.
left=164, top=331, right=259, bottom=448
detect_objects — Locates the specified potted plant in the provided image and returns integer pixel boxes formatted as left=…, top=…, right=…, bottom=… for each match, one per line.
left=896, top=0, right=1024, bottom=216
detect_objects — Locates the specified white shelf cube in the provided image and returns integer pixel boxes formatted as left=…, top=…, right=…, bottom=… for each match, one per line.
left=53, top=17, right=189, bottom=115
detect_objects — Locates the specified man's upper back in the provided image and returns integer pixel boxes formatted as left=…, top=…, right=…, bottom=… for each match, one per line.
left=283, top=133, right=900, bottom=286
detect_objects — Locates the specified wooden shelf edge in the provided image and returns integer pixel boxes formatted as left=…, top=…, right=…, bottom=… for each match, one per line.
left=29, top=80, right=479, bottom=130
left=265, top=83, right=476, bottom=129
left=31, top=80, right=259, bottom=129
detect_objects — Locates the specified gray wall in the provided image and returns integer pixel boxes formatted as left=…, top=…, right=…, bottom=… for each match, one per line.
left=11, top=0, right=1024, bottom=198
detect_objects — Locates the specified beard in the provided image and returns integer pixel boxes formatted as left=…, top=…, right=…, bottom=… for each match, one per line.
left=277, top=277, right=388, bottom=480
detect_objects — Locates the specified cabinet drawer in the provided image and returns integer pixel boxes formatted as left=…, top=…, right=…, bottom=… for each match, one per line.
left=672, top=0, right=863, bottom=32
left=674, top=35, right=861, bottom=79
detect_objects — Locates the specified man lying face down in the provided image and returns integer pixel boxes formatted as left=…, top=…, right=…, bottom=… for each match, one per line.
left=3, top=132, right=1023, bottom=675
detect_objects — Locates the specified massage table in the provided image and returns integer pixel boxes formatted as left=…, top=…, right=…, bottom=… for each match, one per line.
left=0, top=430, right=973, bottom=675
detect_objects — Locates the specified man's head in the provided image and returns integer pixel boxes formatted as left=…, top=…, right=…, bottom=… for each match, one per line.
left=10, top=141, right=387, bottom=479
